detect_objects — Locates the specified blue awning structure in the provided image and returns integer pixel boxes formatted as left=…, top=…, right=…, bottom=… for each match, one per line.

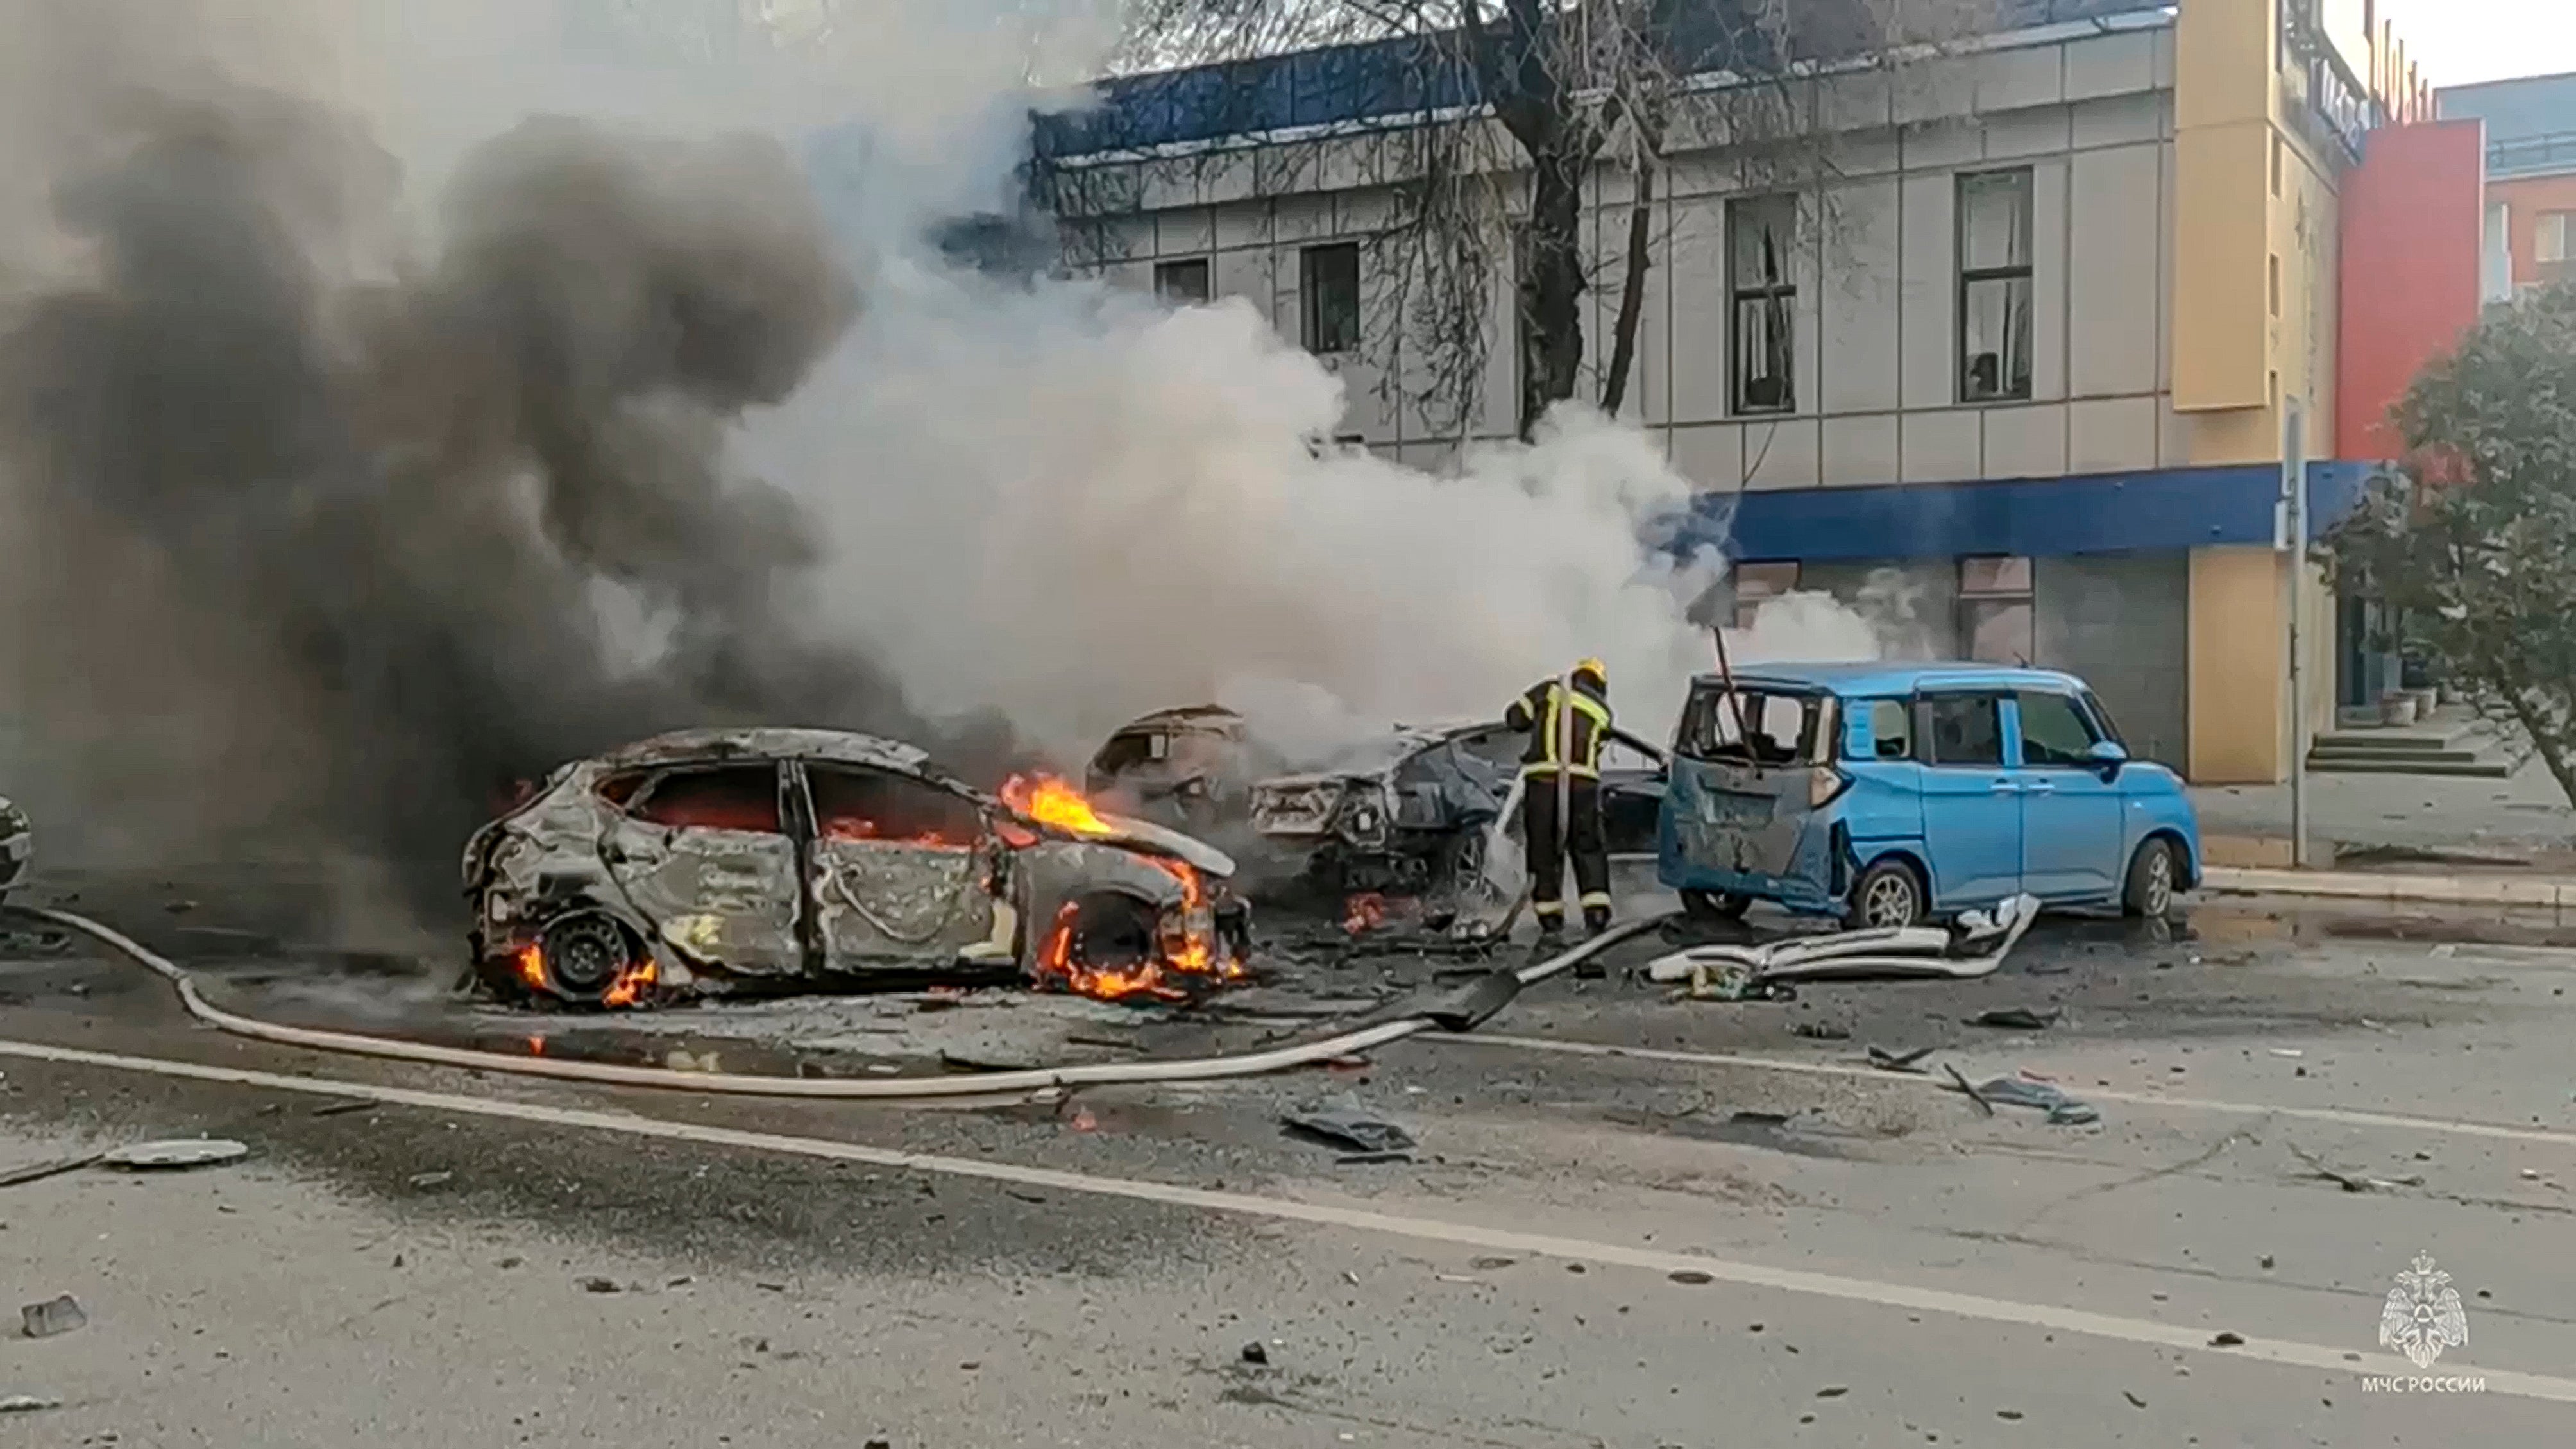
left=1674, top=462, right=2380, bottom=563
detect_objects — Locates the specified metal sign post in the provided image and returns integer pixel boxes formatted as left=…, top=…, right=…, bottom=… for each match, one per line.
left=2284, top=398, right=2310, bottom=869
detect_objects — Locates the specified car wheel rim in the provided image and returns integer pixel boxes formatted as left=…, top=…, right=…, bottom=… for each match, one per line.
left=1862, top=874, right=1915, bottom=927
left=2145, top=851, right=2173, bottom=915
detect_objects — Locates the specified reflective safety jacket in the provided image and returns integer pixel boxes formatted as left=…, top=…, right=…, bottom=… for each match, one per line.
left=1504, top=674, right=1613, bottom=779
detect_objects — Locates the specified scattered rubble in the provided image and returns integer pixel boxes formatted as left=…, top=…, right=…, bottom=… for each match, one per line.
left=21, top=1294, right=86, bottom=1339
left=1867, top=1045, right=1935, bottom=1073
left=0, top=1153, right=102, bottom=1189
left=0, top=1395, right=61, bottom=1414
left=99, top=1139, right=248, bottom=1171
left=1648, top=895, right=2041, bottom=991
left=2288, top=1143, right=2420, bottom=1192
left=1282, top=1106, right=1414, bottom=1155
left=1965, top=1007, right=2059, bottom=1030
left=1962, top=1076, right=2101, bottom=1126
left=1239, top=1343, right=1267, bottom=1366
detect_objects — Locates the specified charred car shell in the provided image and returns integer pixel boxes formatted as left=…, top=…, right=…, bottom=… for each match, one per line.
left=462, top=728, right=1248, bottom=1007
left=0, top=797, right=29, bottom=903
left=1249, top=720, right=1670, bottom=901
left=1083, top=704, right=1268, bottom=832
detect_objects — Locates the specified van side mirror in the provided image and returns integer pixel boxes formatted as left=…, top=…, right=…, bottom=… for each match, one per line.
left=2087, top=740, right=2129, bottom=777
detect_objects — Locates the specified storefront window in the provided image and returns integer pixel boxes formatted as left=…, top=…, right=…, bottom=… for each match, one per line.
left=1958, top=555, right=2035, bottom=665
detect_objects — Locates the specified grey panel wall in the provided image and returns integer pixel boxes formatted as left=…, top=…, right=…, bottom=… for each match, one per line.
left=2035, top=554, right=2187, bottom=768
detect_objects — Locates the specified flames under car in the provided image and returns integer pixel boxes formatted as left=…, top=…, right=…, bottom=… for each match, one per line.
left=461, top=728, right=1250, bottom=1008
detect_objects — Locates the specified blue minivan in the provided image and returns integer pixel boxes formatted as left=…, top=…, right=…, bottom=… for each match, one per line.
left=1656, top=663, right=2200, bottom=928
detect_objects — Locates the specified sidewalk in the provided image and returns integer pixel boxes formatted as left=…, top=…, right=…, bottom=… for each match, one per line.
left=2190, top=750, right=2576, bottom=906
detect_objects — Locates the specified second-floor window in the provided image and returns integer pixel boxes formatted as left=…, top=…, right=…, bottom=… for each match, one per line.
left=1958, top=168, right=2034, bottom=403
left=1154, top=257, right=1210, bottom=305
left=1728, top=194, right=1797, bottom=414
left=1301, top=242, right=1360, bottom=353
left=2538, top=211, right=2572, bottom=266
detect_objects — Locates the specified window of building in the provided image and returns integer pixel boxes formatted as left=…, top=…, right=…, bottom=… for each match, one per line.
left=1300, top=242, right=1360, bottom=353
left=1727, top=194, right=1798, bottom=414
left=2538, top=211, right=2572, bottom=265
left=1916, top=694, right=2004, bottom=767
left=1729, top=560, right=1800, bottom=629
left=1153, top=257, right=1210, bottom=305
left=2014, top=690, right=2100, bottom=767
left=1958, top=555, right=2035, bottom=665
left=1957, top=169, right=2034, bottom=403
left=2268, top=253, right=2281, bottom=316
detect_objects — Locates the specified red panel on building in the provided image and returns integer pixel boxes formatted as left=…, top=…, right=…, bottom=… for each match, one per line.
left=2336, top=119, right=2486, bottom=461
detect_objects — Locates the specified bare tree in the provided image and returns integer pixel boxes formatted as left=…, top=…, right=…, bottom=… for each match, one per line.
left=1043, top=1, right=1998, bottom=445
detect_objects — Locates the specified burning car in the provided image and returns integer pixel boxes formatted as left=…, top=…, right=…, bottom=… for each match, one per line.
left=1083, top=704, right=1265, bottom=831
left=1246, top=720, right=1669, bottom=902
left=0, top=796, right=28, bottom=903
left=462, top=728, right=1250, bottom=1007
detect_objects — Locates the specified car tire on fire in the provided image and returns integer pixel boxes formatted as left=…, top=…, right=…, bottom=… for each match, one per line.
left=536, top=911, right=644, bottom=1006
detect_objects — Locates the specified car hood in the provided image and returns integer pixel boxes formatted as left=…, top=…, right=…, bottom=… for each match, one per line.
left=1089, top=812, right=1237, bottom=878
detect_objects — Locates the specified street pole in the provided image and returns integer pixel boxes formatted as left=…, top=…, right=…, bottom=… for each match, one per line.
left=2284, top=397, right=2310, bottom=869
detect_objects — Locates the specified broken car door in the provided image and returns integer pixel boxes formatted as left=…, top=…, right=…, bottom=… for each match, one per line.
left=1665, top=684, right=1827, bottom=888
left=2006, top=689, right=2125, bottom=899
left=1911, top=692, right=2023, bottom=906
left=800, top=762, right=998, bottom=971
left=1596, top=729, right=1668, bottom=854
left=604, top=761, right=805, bottom=976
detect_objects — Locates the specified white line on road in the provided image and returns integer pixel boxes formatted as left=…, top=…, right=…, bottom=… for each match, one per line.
left=1452, top=1034, right=2576, bottom=1148
left=4, top=1033, right=2573, bottom=1405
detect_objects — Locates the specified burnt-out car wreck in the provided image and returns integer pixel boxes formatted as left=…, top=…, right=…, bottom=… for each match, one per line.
left=462, top=729, right=1250, bottom=1008
left=1248, top=720, right=1669, bottom=905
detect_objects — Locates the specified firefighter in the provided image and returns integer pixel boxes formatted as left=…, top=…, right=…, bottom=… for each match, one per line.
left=1503, top=657, right=1614, bottom=940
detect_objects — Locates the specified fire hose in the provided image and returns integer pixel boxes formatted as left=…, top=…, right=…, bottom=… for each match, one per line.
left=25, top=904, right=1675, bottom=1101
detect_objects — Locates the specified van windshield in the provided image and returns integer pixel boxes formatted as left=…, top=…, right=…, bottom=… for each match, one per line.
left=1676, top=685, right=1832, bottom=767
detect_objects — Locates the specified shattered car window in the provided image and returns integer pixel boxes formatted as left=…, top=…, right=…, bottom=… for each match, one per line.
left=1677, top=687, right=1827, bottom=767
left=596, top=769, right=650, bottom=808
left=629, top=765, right=782, bottom=834
left=808, top=765, right=983, bottom=845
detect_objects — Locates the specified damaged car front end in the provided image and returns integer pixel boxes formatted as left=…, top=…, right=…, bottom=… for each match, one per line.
left=462, top=729, right=1250, bottom=1008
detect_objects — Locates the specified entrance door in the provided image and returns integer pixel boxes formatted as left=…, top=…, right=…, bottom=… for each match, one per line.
left=603, top=761, right=805, bottom=977
left=1912, top=692, right=2022, bottom=907
left=800, top=763, right=998, bottom=972
left=2008, top=689, right=2126, bottom=899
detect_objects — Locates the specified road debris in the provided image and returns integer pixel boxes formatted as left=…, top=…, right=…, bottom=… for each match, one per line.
left=2267, top=1048, right=2304, bottom=1059
left=1791, top=1021, right=1852, bottom=1041
left=2287, top=1142, right=2419, bottom=1192
left=1867, top=1044, right=1935, bottom=1073
left=99, top=1139, right=248, bottom=1171
left=0, top=1395, right=61, bottom=1414
left=0, top=1153, right=103, bottom=1189
left=578, top=1276, right=622, bottom=1294
left=21, top=1294, right=86, bottom=1339
left=311, top=1099, right=378, bottom=1117
left=407, top=1171, right=454, bottom=1189
left=1964, top=1076, right=2101, bottom=1126
left=1240, top=1342, right=1268, bottom=1365
left=1648, top=894, right=2040, bottom=988
left=1668, top=1270, right=1715, bottom=1285
left=2123, top=1391, right=2146, bottom=1409
left=1282, top=1105, right=1415, bottom=1155
left=1944, top=1064, right=1994, bottom=1117
left=1965, top=1007, right=2059, bottom=1030
left=2210, top=1332, right=2245, bottom=1347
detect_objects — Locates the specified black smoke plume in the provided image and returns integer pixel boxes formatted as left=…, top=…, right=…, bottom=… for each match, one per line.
left=0, top=86, right=1009, bottom=919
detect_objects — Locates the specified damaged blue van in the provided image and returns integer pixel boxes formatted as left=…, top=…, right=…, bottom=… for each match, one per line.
left=1656, top=663, right=2200, bottom=928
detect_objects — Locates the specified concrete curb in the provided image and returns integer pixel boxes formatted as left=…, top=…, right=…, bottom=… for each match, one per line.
left=2200, top=865, right=2576, bottom=908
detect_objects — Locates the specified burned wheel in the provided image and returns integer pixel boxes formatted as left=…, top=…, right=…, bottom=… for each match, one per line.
left=1680, top=889, right=1750, bottom=923
left=1846, top=860, right=1925, bottom=930
left=540, top=913, right=636, bottom=1000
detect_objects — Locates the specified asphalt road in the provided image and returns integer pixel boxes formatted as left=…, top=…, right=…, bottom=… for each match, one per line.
left=3, top=877, right=2573, bottom=1446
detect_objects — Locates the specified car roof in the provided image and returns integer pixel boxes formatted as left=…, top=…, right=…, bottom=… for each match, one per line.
left=1112, top=704, right=1245, bottom=733
left=598, top=727, right=958, bottom=785
left=1690, top=661, right=2090, bottom=695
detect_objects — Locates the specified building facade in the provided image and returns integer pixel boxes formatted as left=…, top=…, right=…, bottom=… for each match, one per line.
left=1039, top=1, right=2464, bottom=783
left=2439, top=71, right=2576, bottom=300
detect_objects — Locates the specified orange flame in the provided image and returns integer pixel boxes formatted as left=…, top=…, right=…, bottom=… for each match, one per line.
left=1343, top=892, right=1389, bottom=936
left=514, top=943, right=547, bottom=992
left=1001, top=774, right=1114, bottom=836
left=602, top=956, right=659, bottom=1009
left=1035, top=901, right=1183, bottom=1002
